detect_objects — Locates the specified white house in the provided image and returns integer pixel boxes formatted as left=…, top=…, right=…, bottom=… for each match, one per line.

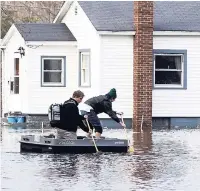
left=1, top=1, right=200, bottom=128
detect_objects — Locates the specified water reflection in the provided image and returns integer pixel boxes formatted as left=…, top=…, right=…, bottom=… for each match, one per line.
left=0, top=126, right=2, bottom=142
left=129, top=130, right=154, bottom=184
left=44, top=154, right=80, bottom=178
left=132, top=130, right=152, bottom=153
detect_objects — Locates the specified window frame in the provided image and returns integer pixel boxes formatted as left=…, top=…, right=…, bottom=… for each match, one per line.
left=79, top=49, right=91, bottom=87
left=11, top=57, right=20, bottom=94
left=41, top=56, right=66, bottom=87
left=153, top=50, right=187, bottom=89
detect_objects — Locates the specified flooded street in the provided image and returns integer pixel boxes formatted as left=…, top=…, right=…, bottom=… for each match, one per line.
left=1, top=126, right=200, bottom=191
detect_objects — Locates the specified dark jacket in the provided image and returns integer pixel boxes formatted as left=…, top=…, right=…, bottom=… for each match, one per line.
left=59, top=98, right=89, bottom=133
left=84, top=95, right=120, bottom=123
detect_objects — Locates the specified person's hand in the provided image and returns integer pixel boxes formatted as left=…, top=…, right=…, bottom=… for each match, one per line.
left=120, top=122, right=126, bottom=128
left=87, top=130, right=92, bottom=138
left=88, top=129, right=93, bottom=134
left=117, top=112, right=124, bottom=116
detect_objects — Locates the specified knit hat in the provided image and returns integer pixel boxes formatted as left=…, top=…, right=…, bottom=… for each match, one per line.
left=108, top=88, right=117, bottom=99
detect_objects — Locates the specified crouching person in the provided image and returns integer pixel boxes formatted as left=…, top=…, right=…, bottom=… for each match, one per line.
left=57, top=90, right=91, bottom=139
left=80, top=88, right=126, bottom=139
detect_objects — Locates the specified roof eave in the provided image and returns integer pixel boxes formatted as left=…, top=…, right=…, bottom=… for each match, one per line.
left=97, top=31, right=200, bottom=36
left=53, top=1, right=73, bottom=23
left=1, top=24, right=17, bottom=46
left=154, top=31, right=200, bottom=36
left=97, top=31, right=135, bottom=35
left=25, top=41, right=77, bottom=46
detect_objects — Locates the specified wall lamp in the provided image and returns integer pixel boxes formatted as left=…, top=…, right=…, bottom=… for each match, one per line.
left=18, top=46, right=25, bottom=58
left=15, top=46, right=25, bottom=58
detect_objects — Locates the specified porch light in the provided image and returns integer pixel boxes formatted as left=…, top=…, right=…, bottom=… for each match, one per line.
left=18, top=46, right=25, bottom=58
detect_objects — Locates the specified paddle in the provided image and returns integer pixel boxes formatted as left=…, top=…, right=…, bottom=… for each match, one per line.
left=85, top=118, right=99, bottom=153
left=117, top=112, right=134, bottom=153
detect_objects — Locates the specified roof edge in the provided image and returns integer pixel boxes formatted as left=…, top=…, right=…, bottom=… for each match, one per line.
left=97, top=31, right=200, bottom=36
left=1, top=24, right=17, bottom=45
left=25, top=41, right=77, bottom=46
left=154, top=31, right=200, bottom=36
left=53, top=1, right=73, bottom=23
left=98, top=31, right=135, bottom=35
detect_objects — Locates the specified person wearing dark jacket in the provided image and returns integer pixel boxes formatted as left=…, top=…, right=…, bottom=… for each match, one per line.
left=80, top=88, right=126, bottom=138
left=57, top=90, right=91, bottom=139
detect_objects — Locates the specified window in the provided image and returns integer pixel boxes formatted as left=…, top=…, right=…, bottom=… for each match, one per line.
left=79, top=50, right=91, bottom=87
left=153, top=50, right=187, bottom=89
left=41, top=57, right=66, bottom=87
left=11, top=58, right=19, bottom=94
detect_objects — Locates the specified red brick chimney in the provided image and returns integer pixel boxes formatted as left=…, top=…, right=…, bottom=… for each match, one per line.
left=133, top=1, right=153, bottom=131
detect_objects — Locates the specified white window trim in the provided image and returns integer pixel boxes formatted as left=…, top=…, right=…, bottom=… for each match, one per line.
left=11, top=57, right=20, bottom=94
left=41, top=57, right=65, bottom=87
left=79, top=51, right=91, bottom=87
left=154, top=54, right=184, bottom=88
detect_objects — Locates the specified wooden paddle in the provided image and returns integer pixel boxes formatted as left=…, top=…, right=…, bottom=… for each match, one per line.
left=85, top=118, right=99, bottom=153
left=118, top=113, right=134, bottom=153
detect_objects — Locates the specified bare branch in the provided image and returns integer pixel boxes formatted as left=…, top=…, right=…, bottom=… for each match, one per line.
left=1, top=1, right=64, bottom=38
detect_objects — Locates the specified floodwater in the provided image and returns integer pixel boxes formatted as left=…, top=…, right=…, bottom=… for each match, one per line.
left=1, top=125, right=200, bottom=191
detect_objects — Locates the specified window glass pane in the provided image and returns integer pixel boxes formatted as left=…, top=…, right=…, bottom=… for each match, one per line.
left=81, top=69, right=85, bottom=84
left=155, top=71, right=181, bottom=85
left=155, top=55, right=182, bottom=70
left=81, top=54, right=89, bottom=69
left=14, top=77, right=19, bottom=94
left=43, top=59, right=62, bottom=70
left=10, top=81, right=14, bottom=92
left=14, top=58, right=19, bottom=75
left=43, top=72, right=62, bottom=83
left=81, top=69, right=89, bottom=84
left=80, top=51, right=90, bottom=86
left=85, top=69, right=89, bottom=83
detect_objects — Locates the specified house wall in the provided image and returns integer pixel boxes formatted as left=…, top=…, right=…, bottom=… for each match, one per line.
left=100, top=35, right=200, bottom=118
left=25, top=45, right=79, bottom=114
left=61, top=1, right=101, bottom=99
left=2, top=29, right=28, bottom=115
left=153, top=36, right=200, bottom=117
left=99, top=35, right=133, bottom=119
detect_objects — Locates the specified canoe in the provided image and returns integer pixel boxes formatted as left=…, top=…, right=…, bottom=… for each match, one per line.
left=19, top=135, right=128, bottom=154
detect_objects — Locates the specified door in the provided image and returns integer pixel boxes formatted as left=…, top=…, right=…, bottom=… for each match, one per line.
left=8, top=54, right=21, bottom=112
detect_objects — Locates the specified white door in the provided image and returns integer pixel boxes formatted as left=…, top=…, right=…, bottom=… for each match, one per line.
left=8, top=53, right=21, bottom=112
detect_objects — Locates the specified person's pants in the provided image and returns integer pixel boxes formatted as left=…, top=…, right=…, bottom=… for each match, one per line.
left=56, top=128, right=77, bottom=139
left=80, top=110, right=103, bottom=134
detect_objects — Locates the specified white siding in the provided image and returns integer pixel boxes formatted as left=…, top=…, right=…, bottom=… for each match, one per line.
left=3, top=11, right=199, bottom=118
left=61, top=1, right=101, bottom=97
left=99, top=35, right=200, bottom=118
left=2, top=0, right=102, bottom=115
left=100, top=35, right=133, bottom=118
left=2, top=29, right=27, bottom=114
left=25, top=45, right=79, bottom=114
left=153, top=36, right=200, bottom=117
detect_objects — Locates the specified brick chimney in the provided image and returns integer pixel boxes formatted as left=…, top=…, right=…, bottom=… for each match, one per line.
left=133, top=1, right=153, bottom=131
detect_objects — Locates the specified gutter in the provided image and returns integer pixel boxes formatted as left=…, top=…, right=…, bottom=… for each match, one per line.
left=97, top=31, right=135, bottom=35
left=25, top=41, right=77, bottom=46
left=97, top=31, right=200, bottom=36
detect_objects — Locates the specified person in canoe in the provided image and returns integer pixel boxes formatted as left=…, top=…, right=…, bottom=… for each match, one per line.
left=57, top=90, right=92, bottom=139
left=79, top=88, right=126, bottom=139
